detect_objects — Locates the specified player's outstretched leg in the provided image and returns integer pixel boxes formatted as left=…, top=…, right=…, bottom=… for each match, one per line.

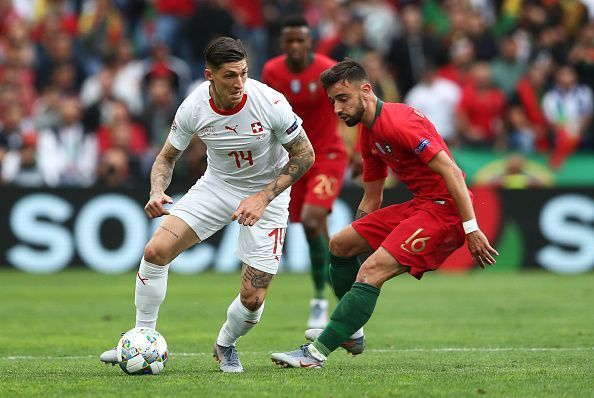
left=271, top=344, right=326, bottom=369
left=272, top=282, right=379, bottom=368
left=304, top=327, right=365, bottom=355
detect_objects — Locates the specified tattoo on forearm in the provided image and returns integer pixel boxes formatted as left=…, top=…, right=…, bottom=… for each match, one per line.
left=158, top=226, right=179, bottom=238
left=242, top=265, right=272, bottom=289
left=356, top=208, right=368, bottom=220
left=150, top=144, right=181, bottom=194
left=263, top=131, right=314, bottom=201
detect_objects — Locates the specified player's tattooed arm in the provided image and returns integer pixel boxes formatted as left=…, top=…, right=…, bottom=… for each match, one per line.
left=144, top=140, right=183, bottom=218
left=150, top=140, right=183, bottom=195
left=355, top=208, right=368, bottom=220
left=262, top=129, right=315, bottom=202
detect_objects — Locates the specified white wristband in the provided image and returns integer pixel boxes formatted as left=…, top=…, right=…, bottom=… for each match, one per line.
left=463, top=219, right=479, bottom=234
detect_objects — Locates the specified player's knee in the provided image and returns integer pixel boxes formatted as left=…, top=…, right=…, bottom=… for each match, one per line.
left=143, top=242, right=171, bottom=266
left=329, top=234, right=351, bottom=257
left=239, top=291, right=264, bottom=312
left=301, top=217, right=322, bottom=237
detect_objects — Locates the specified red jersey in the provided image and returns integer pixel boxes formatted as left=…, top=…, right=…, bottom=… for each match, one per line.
left=262, top=54, right=346, bottom=157
left=361, top=101, right=464, bottom=201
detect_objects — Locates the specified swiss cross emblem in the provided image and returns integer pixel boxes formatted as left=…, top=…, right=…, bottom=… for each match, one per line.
left=251, top=122, right=263, bottom=134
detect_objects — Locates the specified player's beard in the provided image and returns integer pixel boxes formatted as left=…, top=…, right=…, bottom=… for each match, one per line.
left=343, top=99, right=365, bottom=127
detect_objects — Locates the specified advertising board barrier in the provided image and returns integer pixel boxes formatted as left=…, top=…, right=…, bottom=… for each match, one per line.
left=1, top=187, right=592, bottom=274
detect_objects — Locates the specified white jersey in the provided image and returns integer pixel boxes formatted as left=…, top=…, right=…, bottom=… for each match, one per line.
left=168, top=78, right=302, bottom=193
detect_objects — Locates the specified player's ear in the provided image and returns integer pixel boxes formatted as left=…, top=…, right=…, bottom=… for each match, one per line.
left=204, top=68, right=213, bottom=82
left=360, top=82, right=372, bottom=98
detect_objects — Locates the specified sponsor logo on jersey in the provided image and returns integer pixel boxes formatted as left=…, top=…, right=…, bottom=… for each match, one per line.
left=374, top=142, right=393, bottom=156
left=414, top=138, right=430, bottom=154
left=285, top=119, right=299, bottom=135
left=308, top=81, right=317, bottom=93
left=171, top=120, right=178, bottom=131
left=413, top=108, right=425, bottom=118
left=199, top=125, right=216, bottom=135
left=251, top=122, right=264, bottom=134
left=225, top=124, right=239, bottom=134
left=290, top=79, right=301, bottom=93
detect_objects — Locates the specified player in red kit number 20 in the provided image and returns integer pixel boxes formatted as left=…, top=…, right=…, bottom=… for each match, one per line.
left=262, top=16, right=348, bottom=329
left=271, top=60, right=498, bottom=369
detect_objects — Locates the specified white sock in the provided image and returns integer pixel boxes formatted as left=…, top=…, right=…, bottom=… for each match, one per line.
left=350, top=328, right=364, bottom=339
left=216, top=295, right=264, bottom=347
left=134, top=258, right=169, bottom=329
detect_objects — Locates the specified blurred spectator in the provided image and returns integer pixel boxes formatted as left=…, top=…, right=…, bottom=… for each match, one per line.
left=96, top=99, right=148, bottom=182
left=490, top=35, right=527, bottom=99
left=112, top=38, right=144, bottom=116
left=329, top=14, right=370, bottom=63
left=31, top=85, right=61, bottom=130
left=405, top=61, right=461, bottom=145
left=351, top=0, right=399, bottom=55
left=1, top=131, right=46, bottom=187
left=151, top=0, right=195, bottom=58
left=508, top=62, right=551, bottom=153
left=140, top=40, right=191, bottom=103
left=140, top=76, right=178, bottom=148
left=438, top=37, right=475, bottom=88
left=77, top=0, right=125, bottom=74
left=387, top=4, right=444, bottom=96
left=456, top=62, right=507, bottom=149
left=34, top=30, right=85, bottom=92
left=0, top=102, right=32, bottom=151
left=543, top=65, right=593, bottom=169
left=568, top=22, right=594, bottom=91
left=229, top=0, right=267, bottom=78
left=37, top=96, right=97, bottom=186
left=96, top=147, right=133, bottom=188
left=362, top=50, right=399, bottom=103
left=466, top=11, right=498, bottom=61
left=182, top=0, right=235, bottom=78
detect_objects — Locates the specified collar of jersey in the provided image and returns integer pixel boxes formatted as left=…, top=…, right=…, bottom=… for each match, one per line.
left=371, top=98, right=384, bottom=128
left=209, top=93, right=248, bottom=116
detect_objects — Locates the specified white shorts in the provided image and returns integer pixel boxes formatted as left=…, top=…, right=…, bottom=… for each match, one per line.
left=170, top=175, right=289, bottom=274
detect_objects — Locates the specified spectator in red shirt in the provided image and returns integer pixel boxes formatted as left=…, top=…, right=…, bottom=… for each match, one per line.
left=456, top=62, right=507, bottom=149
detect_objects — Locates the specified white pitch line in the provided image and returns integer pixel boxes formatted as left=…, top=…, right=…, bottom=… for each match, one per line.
left=2, top=347, right=593, bottom=361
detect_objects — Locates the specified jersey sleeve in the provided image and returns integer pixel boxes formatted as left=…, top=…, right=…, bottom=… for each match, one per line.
left=361, top=126, right=389, bottom=182
left=269, top=95, right=303, bottom=145
left=167, top=102, right=195, bottom=150
left=398, top=108, right=446, bottom=164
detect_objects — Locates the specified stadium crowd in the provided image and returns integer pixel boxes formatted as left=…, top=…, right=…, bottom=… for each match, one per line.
left=1, top=0, right=593, bottom=188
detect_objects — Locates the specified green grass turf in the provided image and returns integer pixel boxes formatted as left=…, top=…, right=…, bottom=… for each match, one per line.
left=0, top=269, right=593, bottom=397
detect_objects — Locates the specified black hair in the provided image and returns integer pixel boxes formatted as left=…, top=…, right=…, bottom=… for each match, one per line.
left=204, top=37, right=247, bottom=70
left=320, top=59, right=369, bottom=90
left=281, top=15, right=309, bottom=30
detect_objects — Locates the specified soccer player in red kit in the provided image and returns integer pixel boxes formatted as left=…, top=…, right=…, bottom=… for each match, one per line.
left=271, top=60, right=498, bottom=368
left=262, top=16, right=348, bottom=328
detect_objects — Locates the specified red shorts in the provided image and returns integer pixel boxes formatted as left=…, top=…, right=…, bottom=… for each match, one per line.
left=352, top=199, right=466, bottom=279
left=289, top=153, right=348, bottom=222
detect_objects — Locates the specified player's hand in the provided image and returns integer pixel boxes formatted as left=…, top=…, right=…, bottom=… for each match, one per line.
left=144, top=192, right=173, bottom=219
left=232, top=191, right=270, bottom=226
left=466, top=230, right=499, bottom=269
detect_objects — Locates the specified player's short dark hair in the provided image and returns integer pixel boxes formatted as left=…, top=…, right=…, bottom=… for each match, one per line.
left=281, top=15, right=309, bottom=30
left=320, top=60, right=369, bottom=90
left=204, top=37, right=247, bottom=70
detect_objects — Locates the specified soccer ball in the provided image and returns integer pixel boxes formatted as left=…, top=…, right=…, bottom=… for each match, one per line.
left=116, top=327, right=169, bottom=375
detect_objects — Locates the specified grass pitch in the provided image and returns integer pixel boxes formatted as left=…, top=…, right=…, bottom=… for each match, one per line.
left=1, top=269, right=593, bottom=398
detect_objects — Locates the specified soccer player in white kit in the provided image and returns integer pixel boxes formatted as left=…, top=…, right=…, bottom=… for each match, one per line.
left=100, top=37, right=315, bottom=373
